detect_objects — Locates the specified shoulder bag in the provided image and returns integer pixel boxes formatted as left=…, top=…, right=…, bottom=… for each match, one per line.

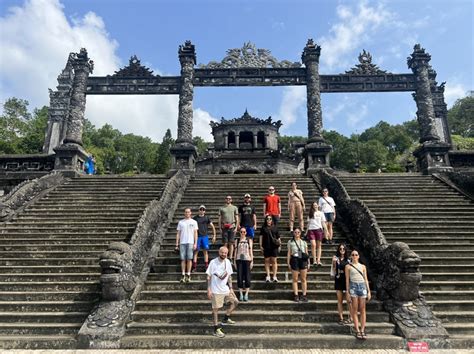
left=293, top=239, right=309, bottom=262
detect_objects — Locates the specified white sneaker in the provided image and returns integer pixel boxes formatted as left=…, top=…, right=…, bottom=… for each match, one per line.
left=265, top=275, right=271, bottom=283
left=273, top=276, right=279, bottom=283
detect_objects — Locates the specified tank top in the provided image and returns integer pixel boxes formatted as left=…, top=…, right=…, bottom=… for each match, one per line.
left=349, top=263, right=365, bottom=283
left=236, top=239, right=251, bottom=261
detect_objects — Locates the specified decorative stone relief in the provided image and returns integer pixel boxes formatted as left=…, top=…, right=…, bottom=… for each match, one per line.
left=113, top=55, right=154, bottom=77
left=177, top=41, right=196, bottom=144
left=199, top=42, right=301, bottom=69
left=345, top=50, right=391, bottom=75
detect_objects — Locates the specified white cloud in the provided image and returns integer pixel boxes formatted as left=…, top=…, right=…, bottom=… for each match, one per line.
left=318, top=1, right=392, bottom=71
left=347, top=103, right=368, bottom=128
left=193, top=108, right=216, bottom=141
left=273, top=86, right=306, bottom=133
left=444, top=82, right=468, bottom=107
left=0, top=0, right=210, bottom=143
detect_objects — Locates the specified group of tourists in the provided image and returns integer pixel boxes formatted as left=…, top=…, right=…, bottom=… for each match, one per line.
left=174, top=183, right=370, bottom=339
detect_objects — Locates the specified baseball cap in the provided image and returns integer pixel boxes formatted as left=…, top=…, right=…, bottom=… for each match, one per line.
left=244, top=193, right=251, bottom=198
left=199, top=205, right=206, bottom=210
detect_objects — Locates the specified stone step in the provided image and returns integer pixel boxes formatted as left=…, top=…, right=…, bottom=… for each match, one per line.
left=0, top=227, right=134, bottom=233
left=420, top=281, right=474, bottom=291
left=0, top=251, right=103, bottom=258
left=425, top=300, right=474, bottom=311
left=125, top=320, right=395, bottom=336
left=444, top=323, right=474, bottom=336
left=0, top=291, right=99, bottom=301
left=0, top=238, right=123, bottom=245
left=419, top=290, right=474, bottom=300
left=0, top=281, right=98, bottom=292
left=12, top=216, right=140, bottom=222
left=0, top=258, right=98, bottom=266
left=0, top=323, right=81, bottom=336
left=0, top=335, right=76, bottom=349
left=0, top=265, right=100, bottom=274
left=434, top=310, right=474, bottom=323
left=0, top=245, right=121, bottom=252
left=0, top=301, right=97, bottom=312
left=0, top=311, right=88, bottom=324
left=0, top=273, right=100, bottom=282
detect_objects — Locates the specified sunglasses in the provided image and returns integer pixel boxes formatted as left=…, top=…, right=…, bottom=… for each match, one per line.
left=351, top=253, right=359, bottom=256
left=240, top=231, right=246, bottom=234
left=226, top=198, right=232, bottom=200
left=268, top=189, right=275, bottom=191
left=199, top=208, right=205, bottom=211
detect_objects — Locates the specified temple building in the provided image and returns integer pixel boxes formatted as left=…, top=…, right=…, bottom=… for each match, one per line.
left=195, top=110, right=302, bottom=174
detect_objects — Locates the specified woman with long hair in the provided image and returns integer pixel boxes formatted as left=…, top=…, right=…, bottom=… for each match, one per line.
left=318, top=188, right=336, bottom=244
left=259, top=215, right=281, bottom=282
left=306, top=202, right=327, bottom=266
left=332, top=243, right=351, bottom=325
left=345, top=250, right=371, bottom=340
left=234, top=227, right=253, bottom=301
left=286, top=227, right=309, bottom=302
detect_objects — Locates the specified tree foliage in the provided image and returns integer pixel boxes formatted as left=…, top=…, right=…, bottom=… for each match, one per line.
left=448, top=96, right=474, bottom=138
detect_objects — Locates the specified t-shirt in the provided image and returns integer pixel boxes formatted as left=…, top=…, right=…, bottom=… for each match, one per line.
left=238, top=204, right=256, bottom=227
left=193, top=215, right=212, bottom=236
left=206, top=257, right=233, bottom=295
left=219, top=205, right=238, bottom=225
left=287, top=239, right=308, bottom=257
left=307, top=211, right=326, bottom=230
left=263, top=194, right=281, bottom=216
left=176, top=218, right=198, bottom=244
left=260, top=225, right=280, bottom=250
left=235, top=239, right=251, bottom=261
left=319, top=196, right=336, bottom=213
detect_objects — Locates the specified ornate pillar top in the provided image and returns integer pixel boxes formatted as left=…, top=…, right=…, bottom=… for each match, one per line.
left=407, top=44, right=431, bottom=71
left=69, top=48, right=94, bottom=73
left=179, top=40, right=196, bottom=65
left=301, top=38, right=321, bottom=64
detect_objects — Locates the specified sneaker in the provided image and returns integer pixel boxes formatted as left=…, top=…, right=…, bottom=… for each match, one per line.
left=243, top=294, right=249, bottom=302
left=185, top=275, right=191, bottom=283
left=317, top=262, right=323, bottom=267
left=265, top=276, right=271, bottom=283
left=191, top=262, right=197, bottom=273
left=180, top=275, right=186, bottom=283
left=221, top=317, right=236, bottom=325
left=239, top=293, right=244, bottom=301
left=272, top=276, right=279, bottom=283
left=213, top=327, right=225, bottom=338
left=294, top=295, right=300, bottom=302
left=300, top=295, right=308, bottom=303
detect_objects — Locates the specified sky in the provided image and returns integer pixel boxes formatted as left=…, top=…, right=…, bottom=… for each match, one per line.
left=0, top=0, right=472, bottom=142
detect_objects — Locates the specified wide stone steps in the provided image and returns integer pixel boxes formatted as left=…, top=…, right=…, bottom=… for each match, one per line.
left=123, top=174, right=402, bottom=349
left=338, top=173, right=474, bottom=345
left=0, top=175, right=168, bottom=349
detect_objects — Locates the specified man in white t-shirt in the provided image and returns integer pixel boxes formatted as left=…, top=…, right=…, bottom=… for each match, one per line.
left=206, top=246, right=239, bottom=338
left=176, top=208, right=198, bottom=283
left=318, top=188, right=337, bottom=244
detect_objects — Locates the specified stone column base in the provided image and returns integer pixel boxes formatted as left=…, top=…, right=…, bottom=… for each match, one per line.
left=413, top=141, right=453, bottom=175
left=304, top=140, right=332, bottom=175
left=53, top=143, right=88, bottom=177
left=168, top=143, right=197, bottom=176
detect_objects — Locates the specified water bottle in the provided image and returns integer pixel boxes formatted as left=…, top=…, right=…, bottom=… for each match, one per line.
left=285, top=272, right=289, bottom=282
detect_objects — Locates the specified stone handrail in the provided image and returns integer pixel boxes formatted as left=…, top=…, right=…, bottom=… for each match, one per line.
left=77, top=169, right=190, bottom=349
left=313, top=170, right=448, bottom=343
left=0, top=172, right=65, bottom=221
left=434, top=171, right=474, bottom=200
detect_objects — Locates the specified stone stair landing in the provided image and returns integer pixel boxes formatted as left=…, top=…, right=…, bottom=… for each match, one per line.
left=0, top=175, right=168, bottom=349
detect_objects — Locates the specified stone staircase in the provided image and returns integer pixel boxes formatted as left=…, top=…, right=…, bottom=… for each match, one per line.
left=337, top=173, right=474, bottom=348
left=121, top=175, right=404, bottom=349
left=0, top=175, right=168, bottom=349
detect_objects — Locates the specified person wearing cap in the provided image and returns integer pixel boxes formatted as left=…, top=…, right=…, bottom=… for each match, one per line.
left=263, top=186, right=281, bottom=226
left=192, top=205, right=216, bottom=272
left=238, top=193, right=257, bottom=248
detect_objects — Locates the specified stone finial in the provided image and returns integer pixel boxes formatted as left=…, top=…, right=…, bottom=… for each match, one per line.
left=301, top=39, right=321, bottom=64
left=179, top=40, right=197, bottom=65
left=407, top=44, right=431, bottom=71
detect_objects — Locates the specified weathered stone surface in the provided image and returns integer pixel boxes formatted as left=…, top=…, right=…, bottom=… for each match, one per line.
left=345, top=50, right=390, bottom=75
left=413, top=140, right=453, bottom=174
left=437, top=170, right=474, bottom=199
left=113, top=55, right=153, bottom=77
left=176, top=41, right=196, bottom=144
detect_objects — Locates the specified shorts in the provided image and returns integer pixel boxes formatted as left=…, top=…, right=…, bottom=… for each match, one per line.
left=179, top=243, right=193, bottom=260
left=196, top=235, right=209, bottom=251
left=290, top=256, right=308, bottom=271
left=349, top=281, right=367, bottom=298
left=263, top=247, right=279, bottom=258
left=222, top=227, right=235, bottom=244
left=211, top=291, right=239, bottom=309
left=245, top=226, right=255, bottom=239
left=324, top=212, right=335, bottom=223
left=307, top=229, right=324, bottom=241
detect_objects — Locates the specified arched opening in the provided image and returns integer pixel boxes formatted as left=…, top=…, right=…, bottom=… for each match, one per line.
left=264, top=170, right=274, bottom=174
left=219, top=170, right=228, bottom=174
left=257, top=131, right=266, bottom=148
left=227, top=131, right=236, bottom=149
left=239, top=131, right=253, bottom=149
left=235, top=169, right=259, bottom=174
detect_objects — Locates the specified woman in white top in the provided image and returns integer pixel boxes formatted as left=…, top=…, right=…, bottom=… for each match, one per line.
left=286, top=228, right=309, bottom=303
left=318, top=188, right=336, bottom=244
left=306, top=202, right=327, bottom=266
left=345, top=250, right=371, bottom=340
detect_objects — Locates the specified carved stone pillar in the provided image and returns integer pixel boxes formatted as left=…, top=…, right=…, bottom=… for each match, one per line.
left=64, top=48, right=94, bottom=146
left=43, top=57, right=74, bottom=154
left=408, top=44, right=452, bottom=174
left=176, top=40, right=196, bottom=144
left=224, top=134, right=228, bottom=149
left=170, top=41, right=197, bottom=174
left=407, top=44, right=440, bottom=144
left=235, top=134, right=240, bottom=149
left=302, top=39, right=332, bottom=173
left=253, top=134, right=258, bottom=149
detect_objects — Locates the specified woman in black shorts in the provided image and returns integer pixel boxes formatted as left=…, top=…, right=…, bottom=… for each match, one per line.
left=287, top=228, right=309, bottom=302
left=332, top=243, right=351, bottom=324
left=259, top=216, right=281, bottom=283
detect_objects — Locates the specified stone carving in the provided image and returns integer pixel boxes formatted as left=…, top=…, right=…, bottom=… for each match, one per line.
left=87, top=300, right=133, bottom=329
left=313, top=170, right=448, bottom=342
left=199, top=42, right=301, bottom=69
left=408, top=44, right=440, bottom=143
left=64, top=48, right=94, bottom=146
left=210, top=110, right=282, bottom=129
left=345, top=50, right=390, bottom=75
left=113, top=55, right=154, bottom=77
left=99, top=242, right=137, bottom=302
left=177, top=41, right=196, bottom=144
left=0, top=172, right=65, bottom=221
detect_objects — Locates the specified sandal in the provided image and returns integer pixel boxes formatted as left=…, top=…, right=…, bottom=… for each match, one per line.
left=361, top=331, right=367, bottom=340
left=338, top=319, right=345, bottom=325
left=343, top=318, right=352, bottom=325
left=355, top=331, right=363, bottom=340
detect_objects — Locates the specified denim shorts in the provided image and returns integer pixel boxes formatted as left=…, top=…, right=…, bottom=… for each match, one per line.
left=349, top=281, right=367, bottom=298
left=324, top=212, right=335, bottom=223
left=179, top=243, right=193, bottom=260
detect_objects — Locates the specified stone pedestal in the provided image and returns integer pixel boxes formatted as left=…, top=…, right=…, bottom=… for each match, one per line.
left=413, top=141, right=453, bottom=175
left=53, top=143, right=88, bottom=177
left=169, top=143, right=197, bottom=176
left=304, top=140, right=332, bottom=175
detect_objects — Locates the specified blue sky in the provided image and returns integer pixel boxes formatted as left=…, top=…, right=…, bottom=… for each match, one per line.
left=0, top=0, right=472, bottom=142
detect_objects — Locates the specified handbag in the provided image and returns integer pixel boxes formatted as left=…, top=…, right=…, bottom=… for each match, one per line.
left=293, top=239, right=309, bottom=262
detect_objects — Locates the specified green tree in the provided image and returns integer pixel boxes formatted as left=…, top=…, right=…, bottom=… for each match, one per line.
left=451, top=135, right=474, bottom=150
left=20, top=106, right=49, bottom=153
left=192, top=136, right=209, bottom=156
left=156, top=129, right=174, bottom=174
left=0, top=98, right=31, bottom=153
left=448, top=96, right=474, bottom=137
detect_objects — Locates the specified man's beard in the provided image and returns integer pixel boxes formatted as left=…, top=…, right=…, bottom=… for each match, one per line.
left=219, top=255, right=227, bottom=260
